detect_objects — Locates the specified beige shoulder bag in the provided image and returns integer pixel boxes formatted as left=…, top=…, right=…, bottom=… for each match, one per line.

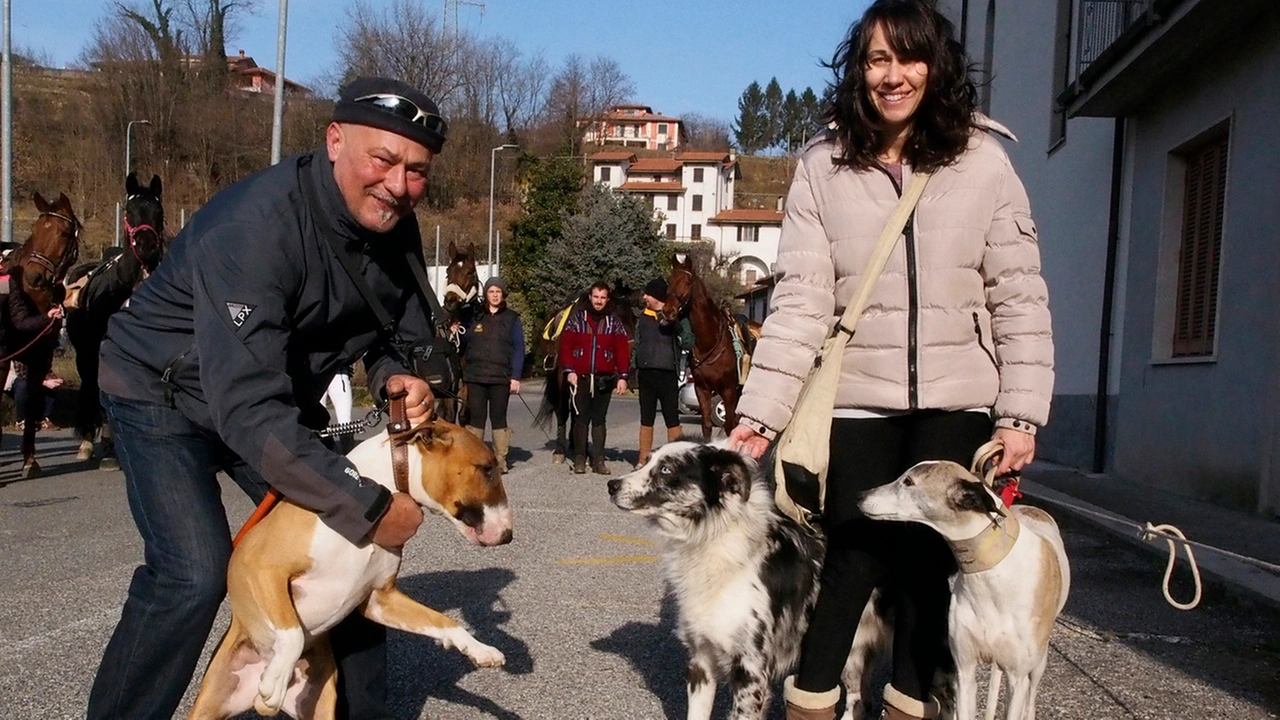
left=774, top=170, right=932, bottom=528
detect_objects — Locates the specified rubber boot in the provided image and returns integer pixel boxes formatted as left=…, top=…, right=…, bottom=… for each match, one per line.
left=634, top=425, right=655, bottom=469
left=880, top=684, right=939, bottom=720
left=783, top=676, right=839, bottom=720
left=493, top=427, right=512, bottom=473
left=591, top=424, right=610, bottom=475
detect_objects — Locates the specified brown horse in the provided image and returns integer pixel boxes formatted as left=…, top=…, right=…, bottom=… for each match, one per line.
left=0, top=192, right=81, bottom=478
left=434, top=241, right=480, bottom=424
left=662, top=256, right=741, bottom=439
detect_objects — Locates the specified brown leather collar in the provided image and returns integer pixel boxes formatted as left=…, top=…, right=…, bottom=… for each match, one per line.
left=386, top=386, right=413, bottom=494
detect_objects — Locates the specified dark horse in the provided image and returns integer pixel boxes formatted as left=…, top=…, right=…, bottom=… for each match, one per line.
left=663, top=256, right=751, bottom=439
left=535, top=280, right=638, bottom=462
left=65, top=173, right=166, bottom=466
left=0, top=192, right=81, bottom=478
left=431, top=241, right=481, bottom=424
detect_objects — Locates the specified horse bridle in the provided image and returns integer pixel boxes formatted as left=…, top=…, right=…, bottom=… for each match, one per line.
left=26, top=211, right=81, bottom=279
left=666, top=266, right=730, bottom=371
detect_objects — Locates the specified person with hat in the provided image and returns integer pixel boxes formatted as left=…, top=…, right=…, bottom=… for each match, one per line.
left=632, top=277, right=692, bottom=467
left=87, top=77, right=448, bottom=720
left=460, top=276, right=525, bottom=472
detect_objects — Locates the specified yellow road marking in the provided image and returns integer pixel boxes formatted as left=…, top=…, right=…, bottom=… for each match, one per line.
left=598, top=533, right=655, bottom=547
left=557, top=556, right=658, bottom=565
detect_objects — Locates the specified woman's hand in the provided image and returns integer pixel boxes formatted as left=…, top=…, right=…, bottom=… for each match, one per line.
left=510, top=378, right=520, bottom=394
left=728, top=423, right=770, bottom=460
left=46, top=305, right=64, bottom=320
left=992, top=426, right=1036, bottom=475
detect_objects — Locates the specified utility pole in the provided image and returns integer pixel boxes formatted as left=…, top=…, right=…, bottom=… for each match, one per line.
left=442, top=0, right=486, bottom=39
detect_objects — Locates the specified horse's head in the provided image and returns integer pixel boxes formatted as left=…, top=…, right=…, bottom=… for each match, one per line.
left=17, top=192, right=81, bottom=312
left=662, top=255, right=697, bottom=323
left=442, top=240, right=480, bottom=323
left=124, top=172, right=166, bottom=273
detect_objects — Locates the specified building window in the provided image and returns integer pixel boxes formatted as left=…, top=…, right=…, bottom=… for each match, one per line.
left=737, top=225, right=759, bottom=243
left=600, top=166, right=611, bottom=182
left=659, top=123, right=668, bottom=134
left=691, top=224, right=702, bottom=240
left=1172, top=128, right=1229, bottom=358
left=692, top=195, right=703, bottom=212
left=745, top=269, right=758, bottom=285
left=667, top=195, right=678, bottom=211
left=666, top=223, right=677, bottom=241
left=693, top=168, right=704, bottom=183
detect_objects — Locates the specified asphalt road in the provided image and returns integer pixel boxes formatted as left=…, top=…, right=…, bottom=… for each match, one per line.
left=1, top=388, right=1277, bottom=719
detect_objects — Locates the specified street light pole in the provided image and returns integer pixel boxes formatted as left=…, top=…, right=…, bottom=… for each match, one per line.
left=269, top=0, right=289, bottom=164
left=120, top=119, right=151, bottom=246
left=488, top=143, right=517, bottom=277
left=2, top=0, right=13, bottom=246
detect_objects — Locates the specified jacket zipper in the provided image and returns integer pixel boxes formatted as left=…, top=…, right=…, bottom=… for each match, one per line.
left=973, top=312, right=998, bottom=368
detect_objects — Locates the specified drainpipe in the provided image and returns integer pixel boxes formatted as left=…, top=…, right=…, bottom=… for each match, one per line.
left=1093, top=116, right=1126, bottom=473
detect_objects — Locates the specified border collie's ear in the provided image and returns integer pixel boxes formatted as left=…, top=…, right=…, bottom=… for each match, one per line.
left=706, top=447, right=752, bottom=498
left=949, top=479, right=1000, bottom=515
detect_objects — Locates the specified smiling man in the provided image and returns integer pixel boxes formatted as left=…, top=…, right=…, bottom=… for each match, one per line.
left=87, top=77, right=447, bottom=720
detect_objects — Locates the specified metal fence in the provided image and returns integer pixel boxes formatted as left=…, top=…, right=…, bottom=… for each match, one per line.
left=1077, top=0, right=1154, bottom=75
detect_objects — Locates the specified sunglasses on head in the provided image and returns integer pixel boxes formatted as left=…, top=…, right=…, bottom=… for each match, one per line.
left=353, top=93, right=449, bottom=139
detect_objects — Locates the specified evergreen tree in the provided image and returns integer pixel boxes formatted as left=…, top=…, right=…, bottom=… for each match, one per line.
left=802, top=87, right=824, bottom=140
left=535, top=185, right=667, bottom=314
left=506, top=155, right=585, bottom=323
left=762, top=77, right=785, bottom=151
left=780, top=89, right=803, bottom=153
left=732, top=81, right=768, bottom=154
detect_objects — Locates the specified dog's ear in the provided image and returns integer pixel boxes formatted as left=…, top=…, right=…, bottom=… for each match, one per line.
left=949, top=479, right=1000, bottom=515
left=411, top=421, right=452, bottom=449
left=706, top=447, right=752, bottom=499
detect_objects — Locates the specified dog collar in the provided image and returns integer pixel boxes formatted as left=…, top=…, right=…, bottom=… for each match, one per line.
left=386, top=387, right=414, bottom=494
left=948, top=511, right=1020, bottom=573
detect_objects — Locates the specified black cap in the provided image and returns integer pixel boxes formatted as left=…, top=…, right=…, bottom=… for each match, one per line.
left=332, top=77, right=448, bottom=154
left=644, top=278, right=668, bottom=299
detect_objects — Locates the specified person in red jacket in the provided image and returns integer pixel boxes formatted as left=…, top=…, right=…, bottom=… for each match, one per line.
left=559, top=281, right=630, bottom=474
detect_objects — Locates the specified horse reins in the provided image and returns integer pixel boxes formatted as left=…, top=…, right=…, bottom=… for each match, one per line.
left=25, top=211, right=81, bottom=279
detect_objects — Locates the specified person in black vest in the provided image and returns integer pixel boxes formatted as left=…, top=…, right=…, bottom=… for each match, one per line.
left=87, top=76, right=444, bottom=720
left=461, top=276, right=525, bottom=472
left=632, top=277, right=689, bottom=467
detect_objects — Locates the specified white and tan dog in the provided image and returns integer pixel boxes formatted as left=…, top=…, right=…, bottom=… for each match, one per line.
left=859, top=461, right=1070, bottom=720
left=188, top=420, right=513, bottom=720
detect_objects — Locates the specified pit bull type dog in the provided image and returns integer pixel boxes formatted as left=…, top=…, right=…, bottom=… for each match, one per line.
left=188, top=419, right=513, bottom=719
left=608, top=440, right=889, bottom=720
left=860, top=461, right=1070, bottom=720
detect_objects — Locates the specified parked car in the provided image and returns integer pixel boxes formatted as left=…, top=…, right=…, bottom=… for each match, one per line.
left=677, top=354, right=726, bottom=427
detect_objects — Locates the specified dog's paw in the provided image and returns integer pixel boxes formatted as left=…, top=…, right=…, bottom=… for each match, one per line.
left=463, top=641, right=506, bottom=668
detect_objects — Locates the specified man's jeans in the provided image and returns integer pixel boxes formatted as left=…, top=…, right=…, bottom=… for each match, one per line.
left=87, top=393, right=391, bottom=720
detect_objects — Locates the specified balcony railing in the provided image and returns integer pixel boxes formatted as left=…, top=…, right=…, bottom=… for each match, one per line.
left=1077, top=0, right=1154, bottom=76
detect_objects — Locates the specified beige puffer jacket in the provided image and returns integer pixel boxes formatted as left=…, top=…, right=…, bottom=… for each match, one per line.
left=736, top=125, right=1053, bottom=439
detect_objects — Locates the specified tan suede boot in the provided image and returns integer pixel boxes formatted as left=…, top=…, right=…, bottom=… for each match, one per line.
left=667, top=425, right=683, bottom=443
left=493, top=427, right=512, bottom=473
left=635, top=425, right=655, bottom=468
left=466, top=426, right=485, bottom=440
left=880, top=684, right=939, bottom=719
left=783, top=676, right=840, bottom=720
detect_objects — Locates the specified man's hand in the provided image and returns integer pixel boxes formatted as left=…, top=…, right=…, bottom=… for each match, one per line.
left=510, top=378, right=521, bottom=394
left=368, top=492, right=423, bottom=549
left=728, top=423, right=770, bottom=460
left=616, top=378, right=627, bottom=394
left=566, top=372, right=578, bottom=388
left=46, top=305, right=64, bottom=320
left=390, top=373, right=434, bottom=421
left=992, top=426, right=1036, bottom=475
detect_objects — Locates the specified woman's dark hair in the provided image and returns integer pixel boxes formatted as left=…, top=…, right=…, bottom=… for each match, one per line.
left=823, top=0, right=978, bottom=171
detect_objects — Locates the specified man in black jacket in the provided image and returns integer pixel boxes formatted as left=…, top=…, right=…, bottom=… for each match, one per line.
left=87, top=77, right=447, bottom=720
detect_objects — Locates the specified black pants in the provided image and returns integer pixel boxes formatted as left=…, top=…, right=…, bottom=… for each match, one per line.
left=637, top=368, right=680, bottom=428
left=570, top=378, right=613, bottom=462
left=795, top=410, right=993, bottom=701
left=465, top=381, right=511, bottom=430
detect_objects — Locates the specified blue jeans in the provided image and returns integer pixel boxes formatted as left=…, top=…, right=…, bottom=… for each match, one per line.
left=87, top=394, right=390, bottom=720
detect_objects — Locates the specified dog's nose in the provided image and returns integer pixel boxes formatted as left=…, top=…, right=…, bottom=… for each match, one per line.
left=496, top=528, right=513, bottom=545
left=606, top=478, right=621, bottom=495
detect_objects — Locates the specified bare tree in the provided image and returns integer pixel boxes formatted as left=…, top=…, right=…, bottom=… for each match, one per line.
left=493, top=41, right=548, bottom=141
left=335, top=0, right=466, bottom=106
left=681, top=112, right=733, bottom=151
left=544, top=53, right=633, bottom=154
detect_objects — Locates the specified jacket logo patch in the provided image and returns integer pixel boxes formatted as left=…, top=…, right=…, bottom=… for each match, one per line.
left=226, top=302, right=255, bottom=328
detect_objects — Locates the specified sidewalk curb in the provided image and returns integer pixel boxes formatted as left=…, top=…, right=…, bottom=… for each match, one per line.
left=1021, top=480, right=1280, bottom=610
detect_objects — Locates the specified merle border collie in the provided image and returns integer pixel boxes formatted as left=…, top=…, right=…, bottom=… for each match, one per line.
left=608, top=440, right=889, bottom=720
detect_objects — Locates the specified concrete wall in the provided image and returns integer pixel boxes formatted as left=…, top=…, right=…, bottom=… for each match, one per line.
left=1111, top=10, right=1280, bottom=511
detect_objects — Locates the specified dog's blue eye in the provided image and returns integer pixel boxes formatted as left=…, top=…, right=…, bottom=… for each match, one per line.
left=660, top=465, right=671, bottom=475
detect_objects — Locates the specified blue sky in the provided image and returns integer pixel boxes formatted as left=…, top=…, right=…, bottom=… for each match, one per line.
left=10, top=0, right=870, bottom=123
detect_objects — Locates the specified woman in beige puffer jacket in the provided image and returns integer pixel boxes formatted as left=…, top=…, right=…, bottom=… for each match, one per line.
left=728, top=2, right=1053, bottom=719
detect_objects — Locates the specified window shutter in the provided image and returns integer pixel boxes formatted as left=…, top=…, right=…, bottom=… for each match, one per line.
left=1172, top=133, right=1228, bottom=357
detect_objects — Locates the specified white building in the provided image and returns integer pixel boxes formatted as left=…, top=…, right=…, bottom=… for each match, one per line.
left=941, top=0, right=1280, bottom=515
left=591, top=151, right=783, bottom=286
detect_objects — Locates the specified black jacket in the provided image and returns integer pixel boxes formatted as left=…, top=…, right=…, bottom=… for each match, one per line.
left=461, top=305, right=525, bottom=384
left=99, top=149, right=435, bottom=543
left=632, top=309, right=679, bottom=372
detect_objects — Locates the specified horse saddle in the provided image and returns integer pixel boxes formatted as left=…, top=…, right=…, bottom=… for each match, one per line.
left=728, top=314, right=759, bottom=385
